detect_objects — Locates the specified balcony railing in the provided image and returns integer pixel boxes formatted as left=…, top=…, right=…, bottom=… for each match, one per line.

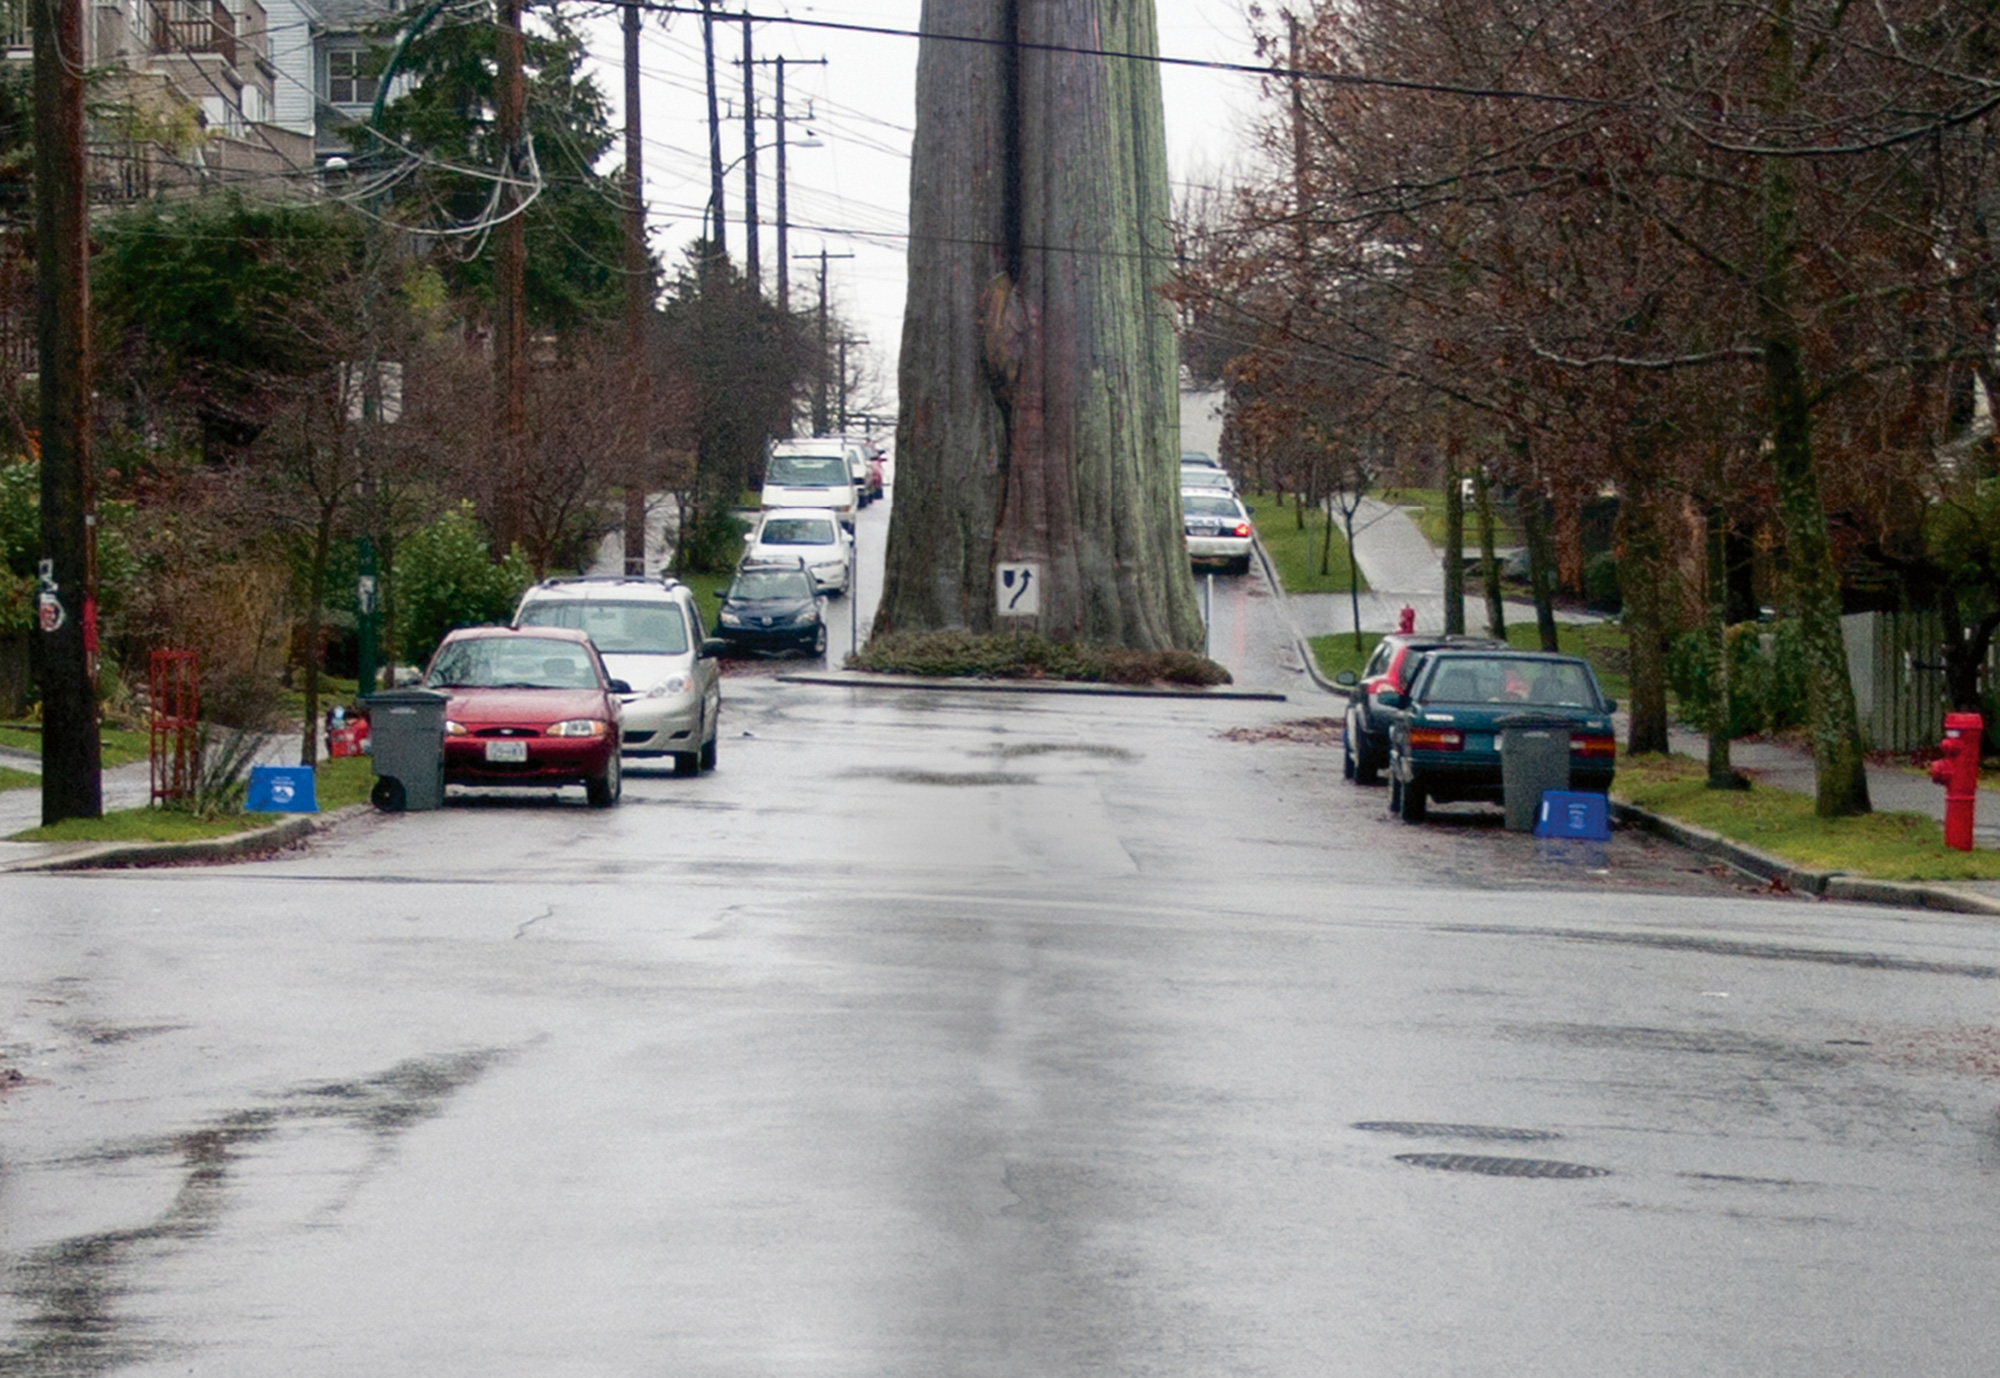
left=154, top=0, right=235, bottom=67
left=1, top=0, right=29, bottom=50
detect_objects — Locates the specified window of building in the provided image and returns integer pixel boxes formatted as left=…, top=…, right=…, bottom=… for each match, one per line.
left=327, top=47, right=381, bottom=106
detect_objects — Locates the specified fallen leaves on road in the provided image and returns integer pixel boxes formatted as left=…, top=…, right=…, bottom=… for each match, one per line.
left=1218, top=718, right=1344, bottom=746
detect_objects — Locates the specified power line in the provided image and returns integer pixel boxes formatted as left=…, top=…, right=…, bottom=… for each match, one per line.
left=632, top=4, right=1616, bottom=109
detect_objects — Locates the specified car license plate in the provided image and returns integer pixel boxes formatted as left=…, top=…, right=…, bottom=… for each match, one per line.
left=484, top=740, right=528, bottom=763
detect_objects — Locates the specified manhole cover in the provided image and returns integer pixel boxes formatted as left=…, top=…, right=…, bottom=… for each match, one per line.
left=1395, top=1153, right=1610, bottom=1179
left=1355, top=1121, right=1559, bottom=1142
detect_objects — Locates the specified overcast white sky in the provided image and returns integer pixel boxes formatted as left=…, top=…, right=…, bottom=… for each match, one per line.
left=580, top=1, right=1271, bottom=428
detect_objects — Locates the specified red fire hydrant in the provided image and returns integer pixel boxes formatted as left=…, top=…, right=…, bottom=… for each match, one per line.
left=1398, top=605, right=1417, bottom=634
left=1929, top=711, right=1983, bottom=852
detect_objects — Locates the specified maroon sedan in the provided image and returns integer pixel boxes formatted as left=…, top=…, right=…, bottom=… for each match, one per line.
left=423, top=626, right=626, bottom=807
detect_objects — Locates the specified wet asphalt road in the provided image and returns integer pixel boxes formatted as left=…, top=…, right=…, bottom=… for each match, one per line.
left=5, top=526, right=2000, bottom=1374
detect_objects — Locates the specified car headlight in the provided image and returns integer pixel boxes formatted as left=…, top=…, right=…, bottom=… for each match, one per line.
left=785, top=608, right=818, bottom=626
left=718, top=610, right=743, bottom=626
left=445, top=720, right=468, bottom=736
left=547, top=719, right=610, bottom=738
left=646, top=675, right=691, bottom=699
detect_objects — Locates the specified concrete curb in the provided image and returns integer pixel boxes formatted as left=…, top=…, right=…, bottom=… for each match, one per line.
left=1248, top=535, right=1354, bottom=705
left=775, top=670, right=1287, bottom=702
left=1, top=805, right=370, bottom=874
left=1609, top=799, right=2000, bottom=917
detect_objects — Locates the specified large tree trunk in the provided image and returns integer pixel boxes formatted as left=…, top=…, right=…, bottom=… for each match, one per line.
left=1759, top=0, right=1870, bottom=817
left=876, top=0, right=1202, bottom=649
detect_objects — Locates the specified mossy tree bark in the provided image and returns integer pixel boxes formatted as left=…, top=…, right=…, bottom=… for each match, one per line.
left=876, top=0, right=1203, bottom=649
left=1759, top=0, right=1870, bottom=816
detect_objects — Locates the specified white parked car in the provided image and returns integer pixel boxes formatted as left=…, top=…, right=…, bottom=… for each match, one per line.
left=763, top=439, right=859, bottom=528
left=1182, top=490, right=1256, bottom=576
left=513, top=575, right=723, bottom=775
left=745, top=507, right=853, bottom=595
left=1179, top=463, right=1236, bottom=495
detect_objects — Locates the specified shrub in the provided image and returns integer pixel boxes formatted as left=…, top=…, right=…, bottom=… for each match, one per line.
left=850, top=631, right=1232, bottom=687
left=1667, top=619, right=1808, bottom=737
left=395, top=503, right=533, bottom=668
left=1583, top=552, right=1622, bottom=612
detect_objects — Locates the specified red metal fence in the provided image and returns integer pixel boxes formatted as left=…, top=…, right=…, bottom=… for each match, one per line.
left=149, top=649, right=199, bottom=804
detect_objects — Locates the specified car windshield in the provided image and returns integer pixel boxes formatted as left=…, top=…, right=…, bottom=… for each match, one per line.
left=759, top=517, right=836, bottom=545
left=731, top=570, right=815, bottom=600
left=426, top=637, right=600, bottom=690
left=1183, top=495, right=1240, bottom=517
left=767, top=455, right=847, bottom=486
left=1181, top=468, right=1230, bottom=485
left=518, top=599, right=689, bottom=654
left=1421, top=658, right=1599, bottom=707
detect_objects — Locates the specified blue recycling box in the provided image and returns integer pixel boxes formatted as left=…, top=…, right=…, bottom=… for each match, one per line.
left=246, top=765, right=318, bottom=813
left=1535, top=790, right=1610, bottom=841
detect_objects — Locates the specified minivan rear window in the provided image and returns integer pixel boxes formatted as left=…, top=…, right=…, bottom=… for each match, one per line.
left=519, top=600, right=689, bottom=655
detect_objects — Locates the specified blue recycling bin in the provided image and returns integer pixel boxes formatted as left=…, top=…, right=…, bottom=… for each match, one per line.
left=246, top=764, right=318, bottom=813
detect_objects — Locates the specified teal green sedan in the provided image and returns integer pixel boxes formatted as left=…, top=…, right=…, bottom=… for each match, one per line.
left=1377, top=650, right=1617, bottom=824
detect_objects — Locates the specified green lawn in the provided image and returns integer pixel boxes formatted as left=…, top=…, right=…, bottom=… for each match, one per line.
left=1379, top=486, right=1521, bottom=550
left=8, top=754, right=377, bottom=844
left=1244, top=492, right=1366, bottom=595
left=0, top=722, right=150, bottom=767
left=1615, top=751, right=2000, bottom=882
left=1308, top=619, right=1631, bottom=701
left=0, top=764, right=36, bottom=792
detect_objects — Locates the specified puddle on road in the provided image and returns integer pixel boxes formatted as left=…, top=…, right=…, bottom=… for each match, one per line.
left=975, top=742, right=1140, bottom=763
left=1, top=1049, right=508, bottom=1375
left=842, top=767, right=1037, bottom=787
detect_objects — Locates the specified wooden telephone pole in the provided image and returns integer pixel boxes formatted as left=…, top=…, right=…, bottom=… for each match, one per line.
left=33, top=0, right=101, bottom=822
left=494, top=0, right=528, bottom=552
left=623, top=0, right=652, bottom=574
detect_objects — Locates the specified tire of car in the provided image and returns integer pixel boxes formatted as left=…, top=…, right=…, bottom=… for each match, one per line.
left=1400, top=775, right=1428, bottom=824
left=1354, top=733, right=1380, bottom=786
left=586, top=751, right=621, bottom=808
left=1342, top=726, right=1357, bottom=780
left=699, top=729, right=717, bottom=772
left=1231, top=554, right=1253, bottom=576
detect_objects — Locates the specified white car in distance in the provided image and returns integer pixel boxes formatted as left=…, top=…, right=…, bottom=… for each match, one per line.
left=763, top=439, right=859, bottom=528
left=745, top=508, right=853, bottom=596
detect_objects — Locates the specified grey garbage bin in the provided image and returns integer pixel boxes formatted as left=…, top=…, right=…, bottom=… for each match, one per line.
left=364, top=687, right=448, bottom=812
left=1497, top=714, right=1573, bottom=833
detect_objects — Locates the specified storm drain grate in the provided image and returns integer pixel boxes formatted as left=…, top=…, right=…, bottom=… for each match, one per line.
left=1396, top=1152, right=1610, bottom=1179
left=1355, top=1121, right=1559, bottom=1142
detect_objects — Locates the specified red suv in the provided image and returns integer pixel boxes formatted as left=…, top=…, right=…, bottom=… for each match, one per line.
left=1336, top=633, right=1501, bottom=784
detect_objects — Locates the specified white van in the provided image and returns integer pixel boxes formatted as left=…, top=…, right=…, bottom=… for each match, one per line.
left=762, top=439, right=859, bottom=528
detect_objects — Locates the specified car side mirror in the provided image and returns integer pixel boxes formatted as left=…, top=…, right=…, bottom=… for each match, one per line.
left=1333, top=670, right=1358, bottom=687
left=700, top=638, right=728, bottom=659
left=1375, top=689, right=1406, bottom=710
left=1245, top=505, right=1256, bottom=516
left=1602, top=697, right=1618, bottom=713
left=606, top=678, right=633, bottom=694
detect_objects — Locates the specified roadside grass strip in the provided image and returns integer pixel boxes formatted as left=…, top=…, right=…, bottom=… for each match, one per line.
left=1243, top=492, right=1365, bottom=595
left=8, top=755, right=377, bottom=843
left=0, top=765, right=36, bottom=793
left=1616, top=751, right=2000, bottom=882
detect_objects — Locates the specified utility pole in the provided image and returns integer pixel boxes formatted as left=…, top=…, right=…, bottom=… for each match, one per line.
left=795, top=247, right=852, bottom=434
left=740, top=16, right=758, bottom=291
left=33, top=0, right=100, bottom=823
left=755, top=54, right=824, bottom=312
left=623, top=0, right=652, bottom=575
left=701, top=0, right=725, bottom=262
left=494, top=0, right=528, bottom=553
left=835, top=334, right=866, bottom=433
